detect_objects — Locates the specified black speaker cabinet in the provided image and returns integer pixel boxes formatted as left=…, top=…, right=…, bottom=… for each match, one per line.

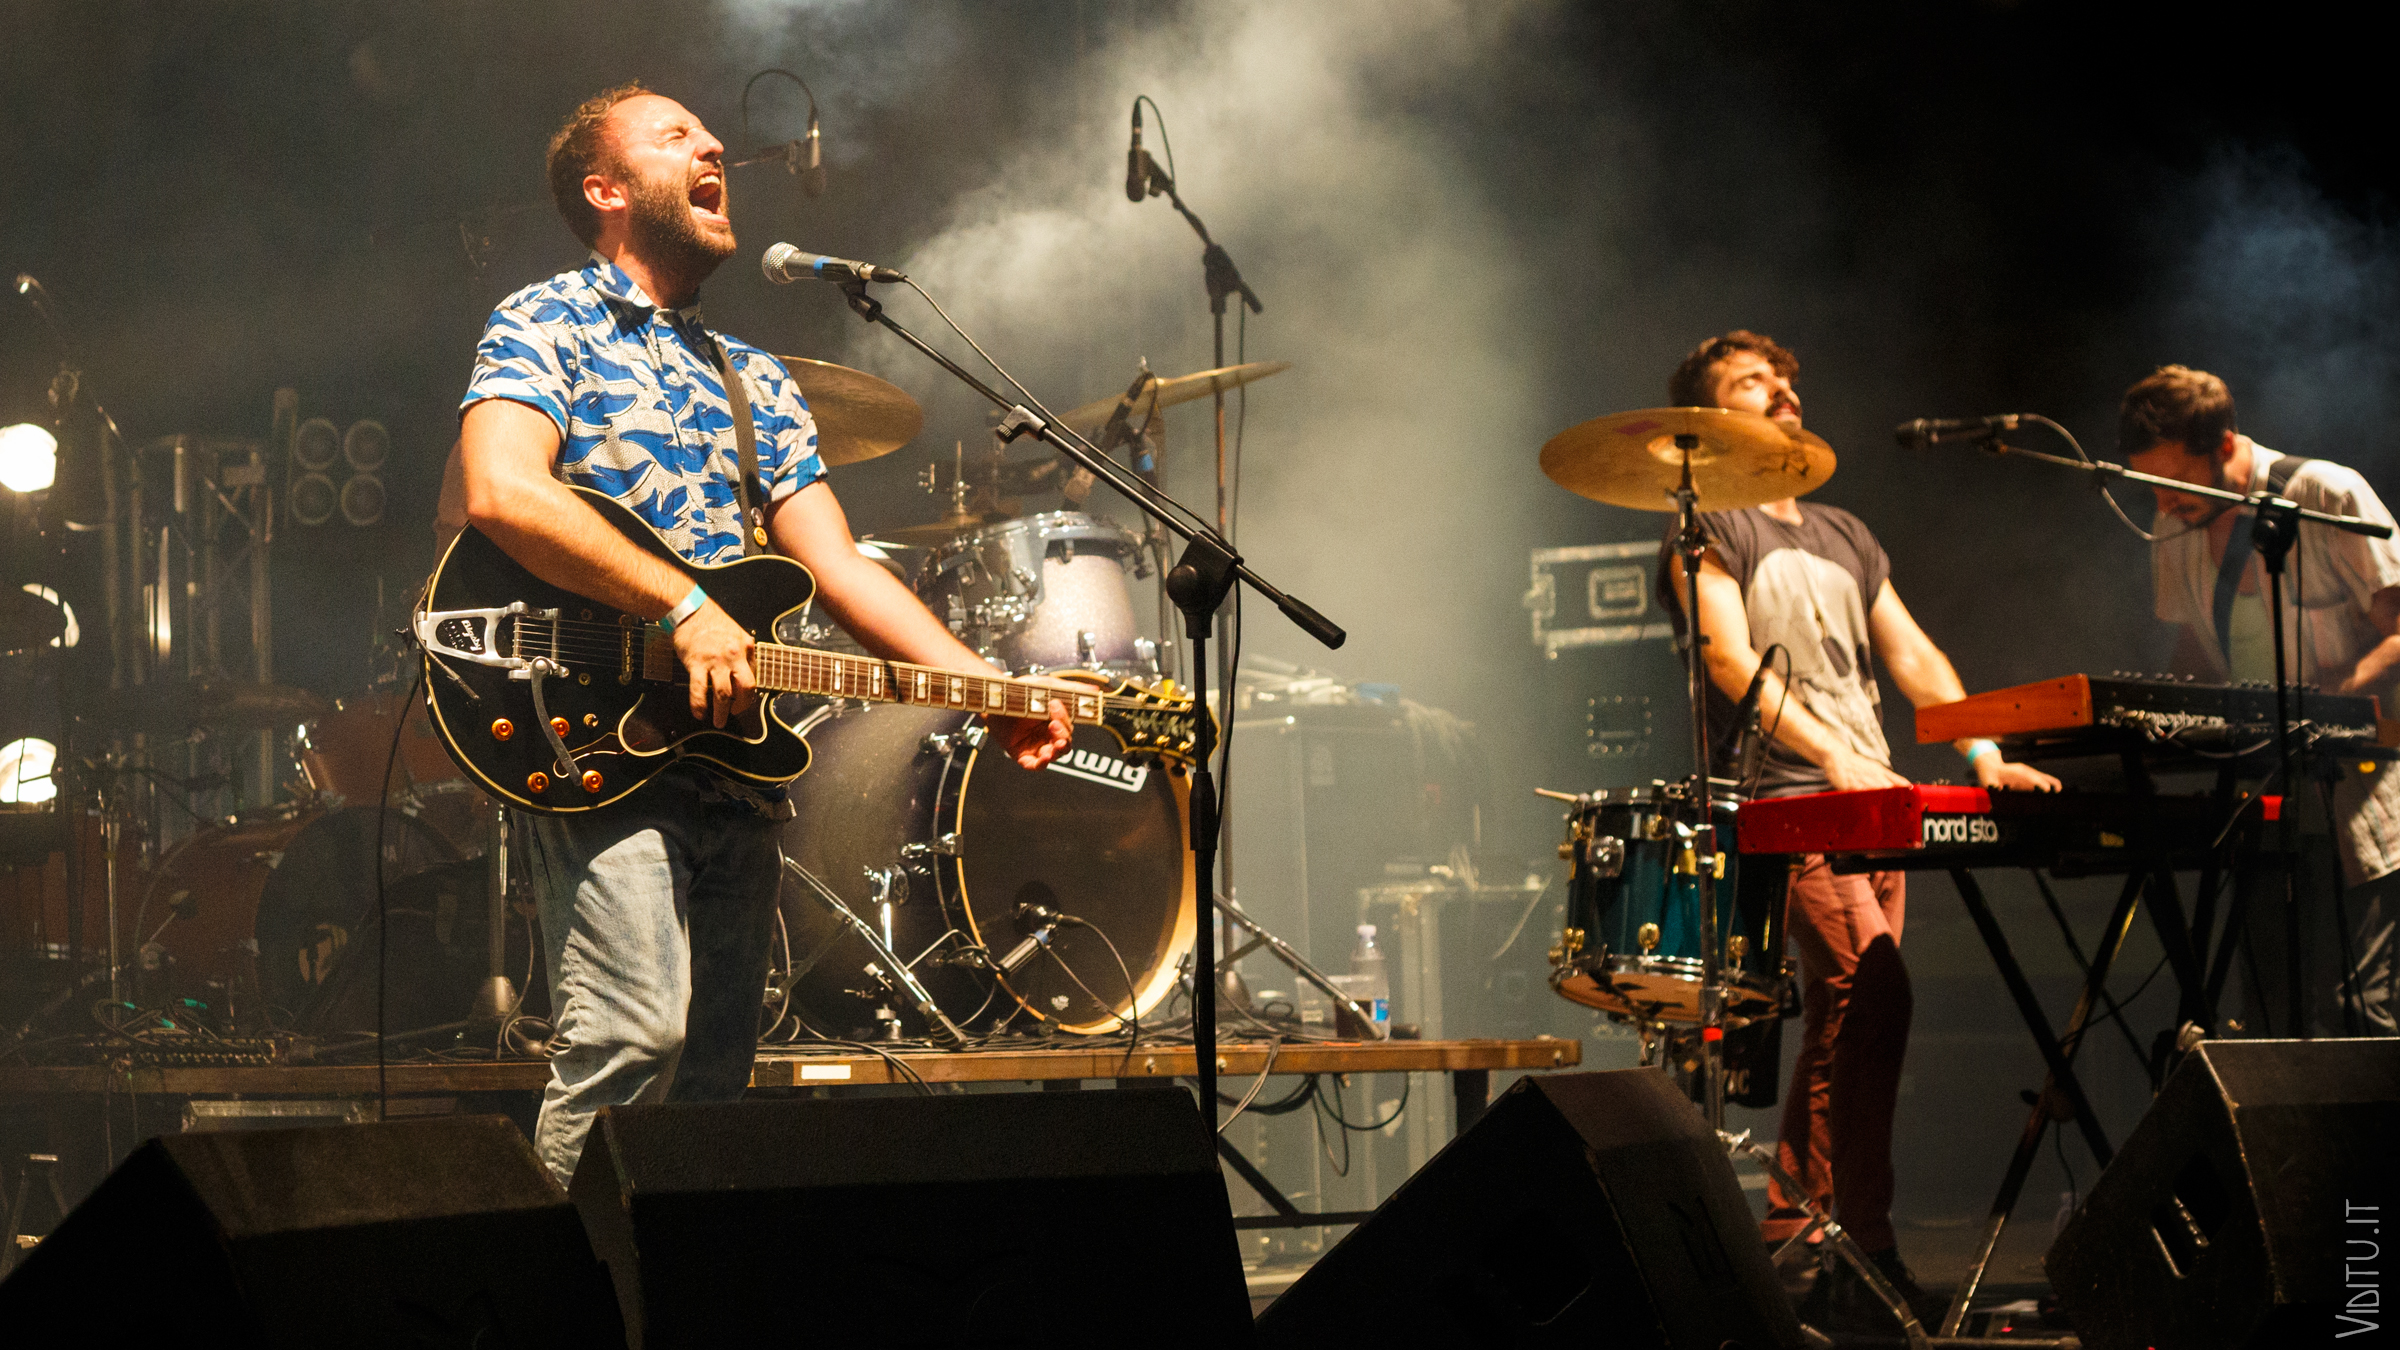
left=570, top=1088, right=1253, bottom=1348
left=2046, top=1038, right=2400, bottom=1349
left=1256, top=1069, right=1802, bottom=1349
left=0, top=1115, right=621, bottom=1348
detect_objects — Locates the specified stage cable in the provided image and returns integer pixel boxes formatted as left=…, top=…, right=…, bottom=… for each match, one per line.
left=374, top=668, right=425, bottom=1121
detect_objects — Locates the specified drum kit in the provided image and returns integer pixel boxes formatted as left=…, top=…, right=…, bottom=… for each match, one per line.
left=755, top=353, right=1291, bottom=1041
left=1533, top=405, right=1837, bottom=1126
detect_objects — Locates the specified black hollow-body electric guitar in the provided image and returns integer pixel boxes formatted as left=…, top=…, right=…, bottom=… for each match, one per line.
left=415, top=486, right=1201, bottom=813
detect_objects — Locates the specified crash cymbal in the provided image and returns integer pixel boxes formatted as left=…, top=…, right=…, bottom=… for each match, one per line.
left=78, top=679, right=332, bottom=733
left=0, top=589, right=67, bottom=652
left=1539, top=407, right=1835, bottom=513
left=1056, top=360, right=1292, bottom=432
left=773, top=356, right=925, bottom=466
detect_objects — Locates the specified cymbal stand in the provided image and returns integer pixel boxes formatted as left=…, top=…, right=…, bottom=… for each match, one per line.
left=1667, top=436, right=1728, bottom=1128
left=1722, top=1129, right=1932, bottom=1349
left=823, top=277, right=1342, bottom=1120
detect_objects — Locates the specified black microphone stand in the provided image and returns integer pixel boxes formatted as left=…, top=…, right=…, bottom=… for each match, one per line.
left=1963, top=425, right=2392, bottom=1039
left=1132, top=140, right=1263, bottom=992
left=825, top=279, right=1344, bottom=1120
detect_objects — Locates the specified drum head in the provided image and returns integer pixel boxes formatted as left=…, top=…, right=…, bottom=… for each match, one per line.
left=958, top=725, right=1191, bottom=1034
left=248, top=808, right=459, bottom=1021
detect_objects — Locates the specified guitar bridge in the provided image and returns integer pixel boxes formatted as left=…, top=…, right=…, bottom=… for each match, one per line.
left=415, top=601, right=564, bottom=680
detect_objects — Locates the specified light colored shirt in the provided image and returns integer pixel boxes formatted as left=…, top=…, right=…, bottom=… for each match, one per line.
left=2153, top=442, right=2400, bottom=884
left=461, top=254, right=825, bottom=564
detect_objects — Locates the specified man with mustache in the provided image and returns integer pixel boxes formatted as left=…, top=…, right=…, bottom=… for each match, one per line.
left=456, top=83, right=1073, bottom=1185
left=2122, top=363, right=2400, bottom=1038
left=1658, top=330, right=2057, bottom=1327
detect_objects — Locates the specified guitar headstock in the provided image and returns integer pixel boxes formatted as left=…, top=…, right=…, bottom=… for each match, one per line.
left=1088, top=675, right=1208, bottom=767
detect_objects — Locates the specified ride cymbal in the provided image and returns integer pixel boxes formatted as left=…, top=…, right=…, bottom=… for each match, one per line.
left=773, top=356, right=926, bottom=466
left=1056, top=360, right=1292, bottom=432
left=1539, top=407, right=1835, bottom=513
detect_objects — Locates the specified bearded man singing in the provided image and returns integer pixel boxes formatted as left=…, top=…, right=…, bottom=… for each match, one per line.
left=455, top=83, right=1073, bottom=1185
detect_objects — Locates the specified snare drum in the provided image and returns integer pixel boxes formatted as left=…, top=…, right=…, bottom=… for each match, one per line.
left=1551, top=787, right=1785, bottom=1022
left=916, top=512, right=1147, bottom=674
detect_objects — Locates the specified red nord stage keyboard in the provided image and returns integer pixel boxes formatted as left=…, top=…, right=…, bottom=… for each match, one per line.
left=1735, top=784, right=2269, bottom=875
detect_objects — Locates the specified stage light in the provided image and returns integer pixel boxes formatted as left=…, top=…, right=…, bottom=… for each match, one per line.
left=19, top=584, right=77, bottom=648
left=0, top=737, right=57, bottom=805
left=0, top=423, right=58, bottom=493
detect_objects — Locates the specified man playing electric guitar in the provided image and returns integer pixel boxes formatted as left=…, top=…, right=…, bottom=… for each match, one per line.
left=457, top=82, right=1072, bottom=1185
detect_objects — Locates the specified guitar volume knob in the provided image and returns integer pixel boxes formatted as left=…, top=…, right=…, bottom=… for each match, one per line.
left=550, top=717, right=570, bottom=739
left=581, top=770, right=604, bottom=794
left=527, top=771, right=549, bottom=794
left=491, top=719, right=514, bottom=741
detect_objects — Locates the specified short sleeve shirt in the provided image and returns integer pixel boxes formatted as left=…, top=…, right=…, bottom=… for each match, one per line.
left=1661, top=504, right=1893, bottom=797
left=461, top=255, right=826, bottom=565
left=2151, top=443, right=2400, bottom=885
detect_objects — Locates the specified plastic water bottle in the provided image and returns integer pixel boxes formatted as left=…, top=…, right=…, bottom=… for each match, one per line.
left=1349, top=924, right=1392, bottom=1030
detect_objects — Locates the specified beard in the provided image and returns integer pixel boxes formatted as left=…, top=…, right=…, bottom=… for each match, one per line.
left=624, top=168, right=736, bottom=293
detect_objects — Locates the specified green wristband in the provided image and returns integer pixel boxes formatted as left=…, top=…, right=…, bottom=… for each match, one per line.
left=659, top=583, right=708, bottom=633
left=1963, top=739, right=1999, bottom=765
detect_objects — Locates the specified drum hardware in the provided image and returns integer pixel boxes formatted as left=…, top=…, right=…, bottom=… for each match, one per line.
left=778, top=853, right=965, bottom=1047
left=1721, top=1129, right=1933, bottom=1348
left=1539, top=407, right=1839, bottom=1129
left=1214, top=892, right=1384, bottom=1040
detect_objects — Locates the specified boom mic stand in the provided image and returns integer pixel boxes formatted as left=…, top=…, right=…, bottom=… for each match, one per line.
left=1130, top=123, right=1263, bottom=984
left=1666, top=438, right=1729, bottom=1127
left=822, top=277, right=1343, bottom=1119
left=1947, top=420, right=2392, bottom=1041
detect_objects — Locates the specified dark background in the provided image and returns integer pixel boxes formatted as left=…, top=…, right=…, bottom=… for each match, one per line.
left=5, top=0, right=2394, bottom=1257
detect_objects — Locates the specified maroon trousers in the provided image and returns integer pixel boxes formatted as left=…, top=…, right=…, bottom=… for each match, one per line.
left=1761, top=855, right=1911, bottom=1254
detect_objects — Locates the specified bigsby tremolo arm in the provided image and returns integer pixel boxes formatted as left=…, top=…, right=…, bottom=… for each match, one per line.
left=416, top=601, right=579, bottom=779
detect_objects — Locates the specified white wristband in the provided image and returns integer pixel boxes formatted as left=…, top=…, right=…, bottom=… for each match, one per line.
left=659, top=583, right=708, bottom=633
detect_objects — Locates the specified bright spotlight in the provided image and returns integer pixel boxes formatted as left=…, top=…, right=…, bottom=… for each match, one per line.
left=0, top=423, right=58, bottom=494
left=0, top=737, right=57, bottom=805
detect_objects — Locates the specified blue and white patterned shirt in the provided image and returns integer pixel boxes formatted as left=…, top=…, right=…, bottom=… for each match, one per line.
left=461, top=254, right=825, bottom=564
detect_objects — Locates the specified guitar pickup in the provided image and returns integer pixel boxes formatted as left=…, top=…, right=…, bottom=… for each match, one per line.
left=415, top=601, right=564, bottom=679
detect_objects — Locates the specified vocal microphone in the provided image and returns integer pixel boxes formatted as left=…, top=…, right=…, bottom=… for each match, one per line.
left=761, top=242, right=904, bottom=285
left=1125, top=100, right=1148, bottom=203
left=1894, top=413, right=2022, bottom=450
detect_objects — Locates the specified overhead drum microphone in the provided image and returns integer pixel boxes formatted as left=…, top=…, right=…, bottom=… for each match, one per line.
left=761, top=242, right=905, bottom=285
left=1894, top=413, right=2022, bottom=450
left=1125, top=99, right=1148, bottom=203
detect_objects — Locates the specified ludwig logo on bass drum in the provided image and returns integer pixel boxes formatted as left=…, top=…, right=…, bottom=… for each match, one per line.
left=1047, top=749, right=1149, bottom=793
left=1921, top=813, right=2000, bottom=846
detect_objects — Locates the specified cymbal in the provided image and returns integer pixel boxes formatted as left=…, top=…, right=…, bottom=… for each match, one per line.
left=866, top=511, right=1000, bottom=547
left=0, top=590, right=67, bottom=652
left=773, top=356, right=925, bottom=467
left=1539, top=407, right=1835, bottom=513
left=1056, top=360, right=1292, bottom=432
left=78, top=680, right=332, bottom=733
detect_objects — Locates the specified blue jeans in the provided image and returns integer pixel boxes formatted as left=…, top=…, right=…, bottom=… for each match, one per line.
left=522, top=764, right=783, bottom=1185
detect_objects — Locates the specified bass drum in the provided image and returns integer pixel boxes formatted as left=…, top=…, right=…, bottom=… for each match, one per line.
left=143, top=806, right=458, bottom=1025
left=778, top=702, right=1192, bottom=1038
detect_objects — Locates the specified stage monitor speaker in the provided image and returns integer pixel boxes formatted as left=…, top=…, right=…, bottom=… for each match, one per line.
left=2046, top=1037, right=2400, bottom=1350
left=570, top=1088, right=1253, bottom=1349
left=1255, top=1068, right=1803, bottom=1349
left=0, top=1115, right=622, bottom=1348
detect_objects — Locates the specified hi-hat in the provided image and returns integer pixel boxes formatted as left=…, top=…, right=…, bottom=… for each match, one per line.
left=773, top=356, right=925, bottom=466
left=1540, top=407, right=1835, bottom=513
left=866, top=510, right=1001, bottom=547
left=1056, top=360, right=1292, bottom=432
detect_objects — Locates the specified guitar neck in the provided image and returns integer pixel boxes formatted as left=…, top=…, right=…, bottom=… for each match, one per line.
left=643, top=637, right=1105, bottom=722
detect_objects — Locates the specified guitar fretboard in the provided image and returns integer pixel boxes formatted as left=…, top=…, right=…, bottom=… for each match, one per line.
left=641, top=637, right=1106, bottom=723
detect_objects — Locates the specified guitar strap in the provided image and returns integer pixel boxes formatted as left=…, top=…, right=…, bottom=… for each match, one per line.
left=2210, top=453, right=2310, bottom=667
left=707, top=335, right=769, bottom=556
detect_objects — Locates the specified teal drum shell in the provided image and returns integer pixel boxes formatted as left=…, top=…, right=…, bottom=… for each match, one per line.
left=1552, top=789, right=1787, bottom=1023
